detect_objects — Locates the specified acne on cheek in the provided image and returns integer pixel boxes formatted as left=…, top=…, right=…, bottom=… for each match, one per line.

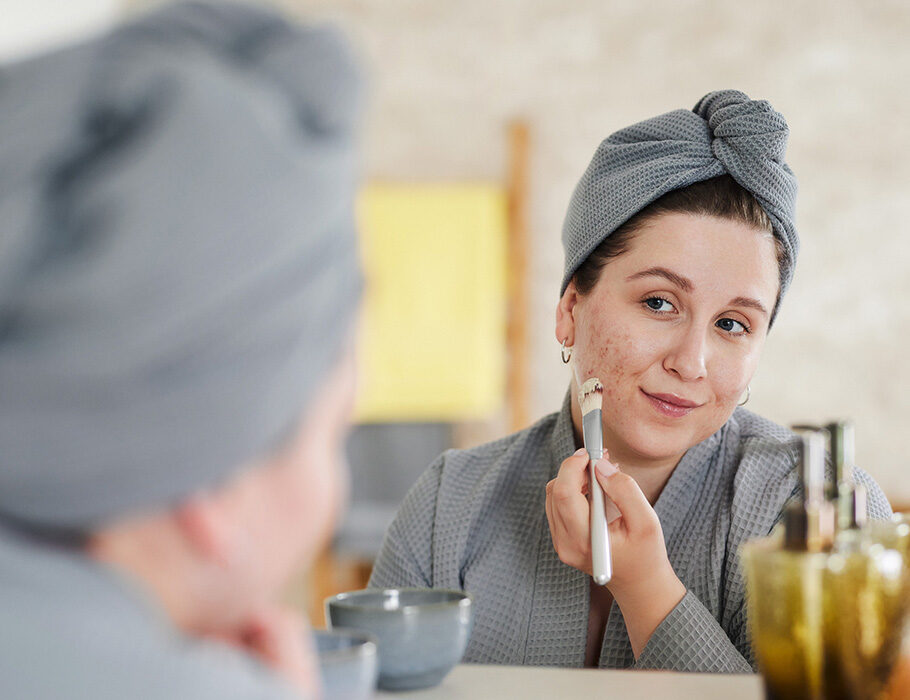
left=606, top=333, right=638, bottom=400
left=575, top=334, right=613, bottom=382
left=577, top=330, right=633, bottom=403
left=603, top=383, right=619, bottom=403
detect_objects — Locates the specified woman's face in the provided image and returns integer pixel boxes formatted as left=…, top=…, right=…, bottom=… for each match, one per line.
left=250, top=352, right=356, bottom=595
left=556, top=212, right=780, bottom=467
left=213, top=348, right=357, bottom=615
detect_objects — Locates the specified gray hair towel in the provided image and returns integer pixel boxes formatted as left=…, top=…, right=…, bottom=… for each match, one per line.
left=0, top=2, right=362, bottom=531
left=561, top=90, right=798, bottom=302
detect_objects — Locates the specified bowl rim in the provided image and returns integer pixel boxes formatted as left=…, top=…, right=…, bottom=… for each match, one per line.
left=325, top=587, right=474, bottom=612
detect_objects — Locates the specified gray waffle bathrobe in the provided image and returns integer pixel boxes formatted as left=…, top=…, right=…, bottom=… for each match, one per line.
left=369, top=397, right=892, bottom=673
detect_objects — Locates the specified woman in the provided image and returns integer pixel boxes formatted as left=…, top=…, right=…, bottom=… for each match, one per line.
left=0, top=3, right=361, bottom=698
left=369, top=91, right=892, bottom=673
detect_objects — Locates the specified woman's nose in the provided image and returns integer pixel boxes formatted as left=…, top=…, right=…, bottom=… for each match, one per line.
left=662, top=326, right=708, bottom=381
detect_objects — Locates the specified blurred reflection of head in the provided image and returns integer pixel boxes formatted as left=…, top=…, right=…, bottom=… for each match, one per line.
left=0, top=1, right=362, bottom=696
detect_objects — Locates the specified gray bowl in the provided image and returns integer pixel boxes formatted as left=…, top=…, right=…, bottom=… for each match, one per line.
left=325, top=588, right=474, bottom=691
left=313, top=628, right=378, bottom=700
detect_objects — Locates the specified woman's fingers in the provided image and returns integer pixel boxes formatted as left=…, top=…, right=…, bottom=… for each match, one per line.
left=545, top=479, right=574, bottom=546
left=594, top=460, right=659, bottom=537
left=546, top=449, right=595, bottom=570
left=237, top=606, right=320, bottom=697
left=553, top=450, right=592, bottom=533
left=551, top=448, right=589, bottom=505
left=546, top=479, right=574, bottom=563
left=544, top=479, right=556, bottom=535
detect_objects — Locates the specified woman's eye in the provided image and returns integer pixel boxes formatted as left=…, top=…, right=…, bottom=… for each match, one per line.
left=716, top=317, right=748, bottom=334
left=644, top=297, right=674, bottom=313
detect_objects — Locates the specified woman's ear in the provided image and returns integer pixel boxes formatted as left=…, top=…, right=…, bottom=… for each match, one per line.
left=173, top=495, right=233, bottom=567
left=555, top=280, right=579, bottom=346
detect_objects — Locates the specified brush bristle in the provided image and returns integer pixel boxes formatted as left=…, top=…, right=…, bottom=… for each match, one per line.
left=578, top=378, right=604, bottom=415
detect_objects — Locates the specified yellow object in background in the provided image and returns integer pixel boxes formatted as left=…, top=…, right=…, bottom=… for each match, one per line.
left=354, top=183, right=508, bottom=422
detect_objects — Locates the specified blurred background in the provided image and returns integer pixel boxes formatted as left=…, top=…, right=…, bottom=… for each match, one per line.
left=4, top=0, right=909, bottom=622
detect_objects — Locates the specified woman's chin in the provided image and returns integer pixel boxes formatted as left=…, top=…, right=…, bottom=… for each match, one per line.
left=623, top=426, right=699, bottom=464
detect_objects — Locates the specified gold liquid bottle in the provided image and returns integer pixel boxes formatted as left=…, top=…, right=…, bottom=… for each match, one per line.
left=746, top=424, right=908, bottom=700
left=744, top=430, right=835, bottom=700
left=821, top=421, right=862, bottom=700
left=823, top=421, right=906, bottom=700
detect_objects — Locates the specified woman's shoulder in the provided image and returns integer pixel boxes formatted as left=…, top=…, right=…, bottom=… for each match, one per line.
left=373, top=410, right=566, bottom=588
left=725, top=407, right=800, bottom=482
left=724, top=408, right=892, bottom=522
left=438, top=410, right=563, bottom=479
left=711, top=409, right=800, bottom=539
left=398, top=409, right=567, bottom=526
left=729, top=406, right=798, bottom=445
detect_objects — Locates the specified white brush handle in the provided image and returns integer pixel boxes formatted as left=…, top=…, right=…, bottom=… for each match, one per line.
left=582, top=409, right=612, bottom=586
left=588, top=457, right=612, bottom=585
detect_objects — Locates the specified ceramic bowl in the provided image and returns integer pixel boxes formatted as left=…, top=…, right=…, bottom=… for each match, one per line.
left=325, top=588, right=473, bottom=691
left=313, top=628, right=378, bottom=700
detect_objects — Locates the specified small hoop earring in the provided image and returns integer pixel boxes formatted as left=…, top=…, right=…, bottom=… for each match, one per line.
left=738, top=385, right=751, bottom=406
left=560, top=339, right=572, bottom=364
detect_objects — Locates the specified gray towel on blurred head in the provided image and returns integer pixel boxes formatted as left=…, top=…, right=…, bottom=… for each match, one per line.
left=0, top=1, right=362, bottom=531
left=561, top=90, right=798, bottom=305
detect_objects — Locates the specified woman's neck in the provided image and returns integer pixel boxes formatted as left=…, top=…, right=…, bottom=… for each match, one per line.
left=569, top=397, right=682, bottom=505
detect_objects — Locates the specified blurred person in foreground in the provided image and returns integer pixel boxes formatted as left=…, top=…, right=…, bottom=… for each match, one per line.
left=370, top=91, right=892, bottom=672
left=0, top=2, right=362, bottom=697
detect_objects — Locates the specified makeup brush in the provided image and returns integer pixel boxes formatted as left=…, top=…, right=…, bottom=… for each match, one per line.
left=578, top=378, right=612, bottom=586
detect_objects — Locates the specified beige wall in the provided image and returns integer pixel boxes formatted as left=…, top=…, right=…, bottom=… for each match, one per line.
left=9, top=0, right=909, bottom=505
left=0, top=0, right=120, bottom=62
left=277, top=0, right=910, bottom=505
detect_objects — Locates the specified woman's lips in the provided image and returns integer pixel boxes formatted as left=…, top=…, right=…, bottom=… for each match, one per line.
left=641, top=389, right=702, bottom=418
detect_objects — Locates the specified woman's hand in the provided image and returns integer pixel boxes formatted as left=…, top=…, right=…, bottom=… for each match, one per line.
left=219, top=605, right=322, bottom=698
left=545, top=448, right=602, bottom=576
left=545, top=449, right=686, bottom=657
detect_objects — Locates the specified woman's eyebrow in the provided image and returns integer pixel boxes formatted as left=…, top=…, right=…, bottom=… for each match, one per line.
left=626, top=267, right=769, bottom=316
left=729, top=296, right=769, bottom=317
left=625, top=267, right=693, bottom=292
